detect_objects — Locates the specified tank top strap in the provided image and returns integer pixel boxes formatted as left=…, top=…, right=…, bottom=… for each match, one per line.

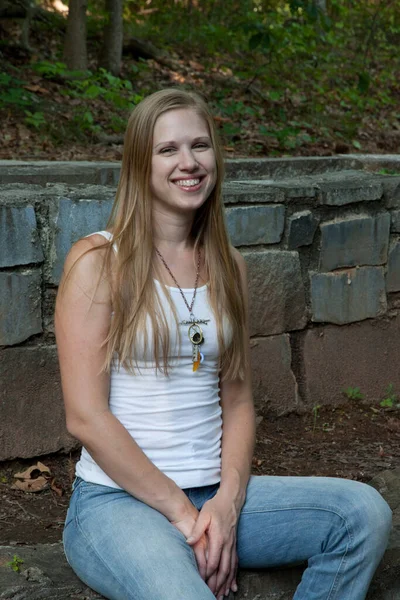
left=85, top=230, right=118, bottom=254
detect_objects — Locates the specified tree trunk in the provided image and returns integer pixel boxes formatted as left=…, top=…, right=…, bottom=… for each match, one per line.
left=315, top=0, right=327, bottom=14
left=63, top=0, right=88, bottom=71
left=99, top=0, right=123, bottom=76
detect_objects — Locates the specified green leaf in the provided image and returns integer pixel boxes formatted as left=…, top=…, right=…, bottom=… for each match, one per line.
left=84, top=85, right=104, bottom=99
left=269, top=90, right=282, bottom=102
left=352, top=140, right=362, bottom=150
left=357, top=72, right=371, bottom=95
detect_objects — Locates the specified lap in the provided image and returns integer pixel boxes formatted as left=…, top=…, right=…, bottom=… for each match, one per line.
left=63, top=475, right=390, bottom=597
left=63, top=478, right=214, bottom=600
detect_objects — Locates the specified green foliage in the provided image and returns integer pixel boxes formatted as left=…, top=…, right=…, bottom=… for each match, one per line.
left=380, top=384, right=397, bottom=408
left=0, top=72, right=34, bottom=108
left=6, top=555, right=24, bottom=573
left=24, top=111, right=46, bottom=130
left=343, top=386, right=364, bottom=401
left=2, top=1, right=400, bottom=155
left=312, top=403, right=321, bottom=431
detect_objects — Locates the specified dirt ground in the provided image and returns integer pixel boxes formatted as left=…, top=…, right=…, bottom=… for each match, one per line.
left=1, top=401, right=399, bottom=546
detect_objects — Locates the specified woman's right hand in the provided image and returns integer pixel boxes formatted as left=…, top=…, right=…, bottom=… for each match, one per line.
left=171, top=512, right=208, bottom=582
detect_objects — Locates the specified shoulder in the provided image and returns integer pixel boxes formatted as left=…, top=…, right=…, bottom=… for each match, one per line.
left=59, top=234, right=112, bottom=303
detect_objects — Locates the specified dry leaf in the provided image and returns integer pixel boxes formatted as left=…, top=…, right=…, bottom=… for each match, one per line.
left=12, top=477, right=49, bottom=493
left=12, top=462, right=52, bottom=493
left=23, top=84, right=50, bottom=95
left=14, top=462, right=51, bottom=480
left=50, top=478, right=64, bottom=497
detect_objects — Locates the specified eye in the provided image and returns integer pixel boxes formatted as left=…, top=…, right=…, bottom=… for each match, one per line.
left=194, top=142, right=209, bottom=150
left=160, top=147, right=176, bottom=154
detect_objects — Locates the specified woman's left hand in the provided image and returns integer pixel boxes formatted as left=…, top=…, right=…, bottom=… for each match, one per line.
left=186, top=490, right=239, bottom=598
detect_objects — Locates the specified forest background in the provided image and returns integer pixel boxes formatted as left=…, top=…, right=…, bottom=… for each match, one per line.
left=0, top=0, right=399, bottom=161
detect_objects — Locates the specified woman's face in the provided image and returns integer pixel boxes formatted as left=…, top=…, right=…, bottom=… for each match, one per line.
left=150, top=108, right=217, bottom=217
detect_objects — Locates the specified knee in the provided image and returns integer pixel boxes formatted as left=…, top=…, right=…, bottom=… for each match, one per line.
left=342, top=481, right=392, bottom=551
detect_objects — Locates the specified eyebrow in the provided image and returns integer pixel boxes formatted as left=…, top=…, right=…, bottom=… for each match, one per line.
left=153, top=136, right=211, bottom=150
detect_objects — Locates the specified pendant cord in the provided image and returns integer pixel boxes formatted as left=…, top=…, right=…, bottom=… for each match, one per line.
left=155, top=247, right=201, bottom=315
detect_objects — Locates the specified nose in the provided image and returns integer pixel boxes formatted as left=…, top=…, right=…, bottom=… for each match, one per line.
left=178, top=147, right=198, bottom=171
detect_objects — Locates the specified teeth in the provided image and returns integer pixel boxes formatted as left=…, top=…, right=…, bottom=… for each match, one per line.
left=175, top=179, right=200, bottom=187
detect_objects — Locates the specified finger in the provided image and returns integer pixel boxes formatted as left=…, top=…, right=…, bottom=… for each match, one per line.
left=214, top=544, right=232, bottom=598
left=186, top=513, right=210, bottom=545
left=205, top=532, right=224, bottom=578
left=225, top=548, right=238, bottom=595
left=193, top=541, right=207, bottom=581
left=206, top=571, right=218, bottom=595
left=231, top=553, right=239, bottom=594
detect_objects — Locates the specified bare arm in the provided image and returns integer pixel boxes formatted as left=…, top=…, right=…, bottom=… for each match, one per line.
left=55, top=236, right=196, bottom=524
left=218, top=249, right=255, bottom=511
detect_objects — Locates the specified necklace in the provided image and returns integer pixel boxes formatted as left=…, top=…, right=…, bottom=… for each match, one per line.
left=155, top=246, right=209, bottom=372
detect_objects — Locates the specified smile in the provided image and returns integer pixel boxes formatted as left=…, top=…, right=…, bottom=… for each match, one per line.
left=174, top=178, right=201, bottom=187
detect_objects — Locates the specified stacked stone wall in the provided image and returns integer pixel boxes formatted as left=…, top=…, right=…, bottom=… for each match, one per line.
left=1, top=157, right=400, bottom=460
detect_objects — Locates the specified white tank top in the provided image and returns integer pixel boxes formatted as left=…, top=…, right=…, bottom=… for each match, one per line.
left=75, top=231, right=223, bottom=489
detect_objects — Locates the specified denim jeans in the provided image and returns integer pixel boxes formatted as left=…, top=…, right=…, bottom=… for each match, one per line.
left=63, top=475, right=392, bottom=600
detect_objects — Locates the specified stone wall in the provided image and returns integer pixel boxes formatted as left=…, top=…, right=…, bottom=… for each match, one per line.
left=1, top=157, right=400, bottom=460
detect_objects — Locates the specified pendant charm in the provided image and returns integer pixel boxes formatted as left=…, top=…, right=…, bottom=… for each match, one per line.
left=192, top=344, right=201, bottom=372
left=189, top=323, right=204, bottom=372
left=180, top=315, right=208, bottom=373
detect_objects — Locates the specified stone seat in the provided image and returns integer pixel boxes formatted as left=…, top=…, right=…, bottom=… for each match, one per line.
left=1, top=469, right=399, bottom=600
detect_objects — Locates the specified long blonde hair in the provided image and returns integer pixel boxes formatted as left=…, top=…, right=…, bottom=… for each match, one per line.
left=100, top=88, right=246, bottom=380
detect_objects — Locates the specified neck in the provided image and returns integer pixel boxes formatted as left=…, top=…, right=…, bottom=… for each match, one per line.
left=152, top=207, right=195, bottom=253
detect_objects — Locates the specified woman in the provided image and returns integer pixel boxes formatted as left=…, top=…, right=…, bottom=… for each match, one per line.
left=55, top=88, right=391, bottom=600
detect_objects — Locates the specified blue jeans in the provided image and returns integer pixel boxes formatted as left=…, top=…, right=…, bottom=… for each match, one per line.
left=63, top=475, right=391, bottom=600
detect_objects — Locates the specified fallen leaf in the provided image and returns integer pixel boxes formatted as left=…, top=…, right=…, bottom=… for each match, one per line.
left=12, top=462, right=52, bottom=493
left=214, top=116, right=232, bottom=123
left=12, top=476, right=49, bottom=493
left=14, top=462, right=51, bottom=480
left=50, top=478, right=64, bottom=497
left=23, top=85, right=50, bottom=95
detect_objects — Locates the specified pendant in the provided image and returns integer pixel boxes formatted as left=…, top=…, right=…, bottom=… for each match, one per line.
left=188, top=323, right=204, bottom=372
left=180, top=314, right=208, bottom=373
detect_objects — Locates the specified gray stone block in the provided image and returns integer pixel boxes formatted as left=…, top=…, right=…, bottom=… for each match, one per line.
left=48, top=197, right=113, bottom=284
left=0, top=346, right=77, bottom=460
left=0, top=270, right=42, bottom=345
left=318, top=180, right=383, bottom=206
left=382, top=177, right=400, bottom=208
left=310, top=267, right=387, bottom=324
left=319, top=213, right=390, bottom=271
left=387, top=241, right=400, bottom=292
left=224, top=156, right=359, bottom=179
left=251, top=335, right=301, bottom=415
left=391, top=209, right=400, bottom=232
left=226, top=205, right=285, bottom=246
left=303, top=317, right=400, bottom=407
left=0, top=205, right=43, bottom=267
left=0, top=161, right=121, bottom=186
left=244, top=250, right=307, bottom=336
left=288, top=210, right=319, bottom=249
left=223, top=181, right=285, bottom=204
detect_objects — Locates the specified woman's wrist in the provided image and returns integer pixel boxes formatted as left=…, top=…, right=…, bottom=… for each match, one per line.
left=167, top=488, right=198, bottom=523
left=218, top=468, right=248, bottom=512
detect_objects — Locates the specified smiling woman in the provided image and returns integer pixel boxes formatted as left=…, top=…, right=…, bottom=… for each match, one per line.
left=55, top=88, right=392, bottom=600
left=150, top=109, right=217, bottom=216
